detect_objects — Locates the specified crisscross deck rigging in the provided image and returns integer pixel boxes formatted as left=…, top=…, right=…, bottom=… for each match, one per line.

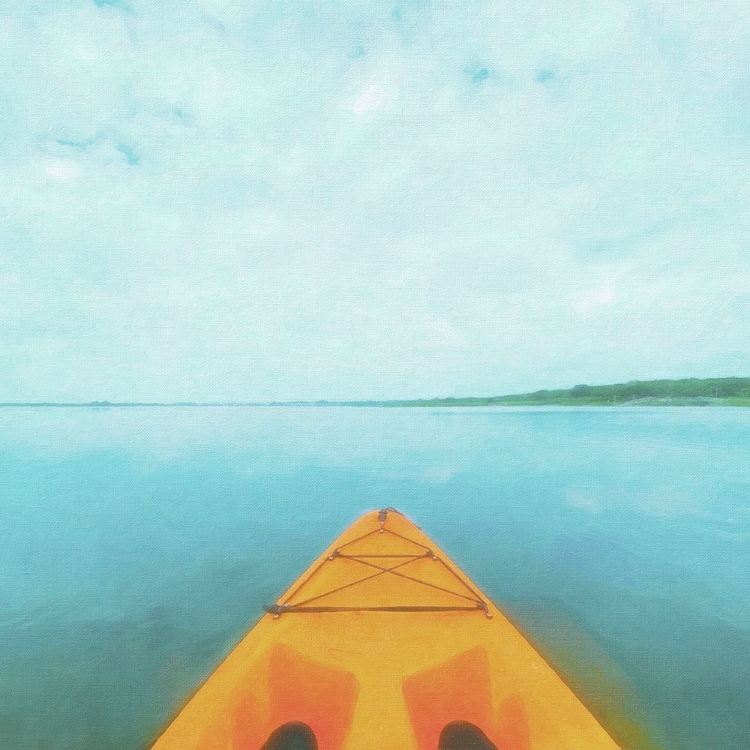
left=264, top=508, right=491, bottom=617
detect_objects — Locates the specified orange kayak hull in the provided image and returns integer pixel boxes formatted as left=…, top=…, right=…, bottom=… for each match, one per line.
left=152, top=509, right=620, bottom=750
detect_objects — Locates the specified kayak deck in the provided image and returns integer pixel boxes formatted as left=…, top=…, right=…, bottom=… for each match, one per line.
left=152, top=509, right=620, bottom=750
left=265, top=509, right=490, bottom=616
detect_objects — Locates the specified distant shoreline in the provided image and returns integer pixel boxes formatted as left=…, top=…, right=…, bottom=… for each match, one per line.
left=3, top=377, right=750, bottom=407
left=1, top=400, right=748, bottom=407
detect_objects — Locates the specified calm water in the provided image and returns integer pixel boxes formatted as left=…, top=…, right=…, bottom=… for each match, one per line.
left=1, top=406, right=749, bottom=750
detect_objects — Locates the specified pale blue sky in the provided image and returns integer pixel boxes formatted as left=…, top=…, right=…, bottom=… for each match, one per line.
left=1, top=0, right=749, bottom=401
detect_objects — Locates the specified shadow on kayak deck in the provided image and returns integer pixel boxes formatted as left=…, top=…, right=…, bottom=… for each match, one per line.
left=439, top=721, right=499, bottom=750
left=259, top=719, right=499, bottom=749
left=261, top=723, right=318, bottom=750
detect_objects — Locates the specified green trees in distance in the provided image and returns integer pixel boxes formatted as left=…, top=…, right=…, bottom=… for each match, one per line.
left=518, top=377, right=750, bottom=404
left=374, top=377, right=750, bottom=406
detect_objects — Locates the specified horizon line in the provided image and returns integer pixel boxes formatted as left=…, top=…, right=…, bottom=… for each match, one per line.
left=2, top=375, right=749, bottom=407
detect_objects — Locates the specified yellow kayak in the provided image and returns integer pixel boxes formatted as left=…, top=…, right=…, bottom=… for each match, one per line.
left=152, top=508, right=620, bottom=750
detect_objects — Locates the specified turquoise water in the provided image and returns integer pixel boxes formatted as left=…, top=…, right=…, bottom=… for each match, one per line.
left=1, top=406, right=749, bottom=749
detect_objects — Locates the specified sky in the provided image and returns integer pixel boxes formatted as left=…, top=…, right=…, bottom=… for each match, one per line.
left=1, top=0, right=749, bottom=401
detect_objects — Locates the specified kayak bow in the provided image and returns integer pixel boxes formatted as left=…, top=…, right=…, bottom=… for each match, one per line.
left=152, top=508, right=620, bottom=750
